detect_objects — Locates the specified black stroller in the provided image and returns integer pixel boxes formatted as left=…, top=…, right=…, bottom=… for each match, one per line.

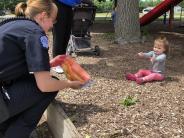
left=66, top=3, right=100, bottom=56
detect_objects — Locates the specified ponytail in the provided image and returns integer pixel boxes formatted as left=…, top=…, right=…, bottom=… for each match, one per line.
left=15, top=2, right=27, bottom=17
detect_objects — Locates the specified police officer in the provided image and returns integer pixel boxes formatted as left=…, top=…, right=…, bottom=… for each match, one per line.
left=0, top=0, right=83, bottom=138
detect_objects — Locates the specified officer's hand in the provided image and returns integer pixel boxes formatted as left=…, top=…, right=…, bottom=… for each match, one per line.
left=69, top=81, right=84, bottom=89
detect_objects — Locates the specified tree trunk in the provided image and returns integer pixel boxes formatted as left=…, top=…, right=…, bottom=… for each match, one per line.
left=115, top=0, right=140, bottom=45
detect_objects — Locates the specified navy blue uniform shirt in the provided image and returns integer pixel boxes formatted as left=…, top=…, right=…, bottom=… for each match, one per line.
left=0, top=18, right=50, bottom=81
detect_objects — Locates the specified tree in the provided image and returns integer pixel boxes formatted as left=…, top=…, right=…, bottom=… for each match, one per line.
left=115, top=0, right=141, bottom=45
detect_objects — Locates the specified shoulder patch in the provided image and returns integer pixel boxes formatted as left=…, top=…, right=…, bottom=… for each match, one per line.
left=40, top=36, right=48, bottom=49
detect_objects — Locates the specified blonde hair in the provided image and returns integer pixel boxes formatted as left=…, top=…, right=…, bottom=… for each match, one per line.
left=15, top=2, right=27, bottom=16
left=154, top=36, right=169, bottom=55
left=15, top=0, right=54, bottom=19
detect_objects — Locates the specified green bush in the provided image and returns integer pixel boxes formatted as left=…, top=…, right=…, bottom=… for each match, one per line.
left=179, top=1, right=184, bottom=8
left=139, top=0, right=163, bottom=12
left=94, top=0, right=113, bottom=13
left=0, top=0, right=26, bottom=12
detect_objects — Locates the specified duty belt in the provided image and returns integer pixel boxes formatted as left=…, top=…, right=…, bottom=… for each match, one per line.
left=0, top=80, right=11, bottom=123
left=0, top=80, right=13, bottom=101
left=0, top=80, right=13, bottom=86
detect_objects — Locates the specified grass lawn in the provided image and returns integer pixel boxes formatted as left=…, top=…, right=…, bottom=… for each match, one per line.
left=95, top=12, right=112, bottom=20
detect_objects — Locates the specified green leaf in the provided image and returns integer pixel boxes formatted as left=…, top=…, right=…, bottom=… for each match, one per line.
left=119, top=96, right=138, bottom=107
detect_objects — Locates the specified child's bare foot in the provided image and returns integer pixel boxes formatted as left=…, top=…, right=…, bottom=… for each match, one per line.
left=136, top=78, right=144, bottom=85
left=125, top=73, right=136, bottom=81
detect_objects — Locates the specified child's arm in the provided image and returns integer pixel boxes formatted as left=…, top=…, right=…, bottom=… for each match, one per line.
left=138, top=51, right=154, bottom=58
left=154, top=54, right=166, bottom=62
left=138, top=52, right=144, bottom=57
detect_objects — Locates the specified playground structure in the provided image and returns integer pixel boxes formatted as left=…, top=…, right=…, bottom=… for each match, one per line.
left=140, top=0, right=184, bottom=26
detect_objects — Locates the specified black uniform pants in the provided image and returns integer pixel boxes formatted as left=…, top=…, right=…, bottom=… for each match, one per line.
left=0, top=76, right=58, bottom=138
left=52, top=1, right=73, bottom=57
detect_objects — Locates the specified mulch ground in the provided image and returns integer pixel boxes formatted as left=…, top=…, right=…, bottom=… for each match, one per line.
left=36, top=20, right=184, bottom=138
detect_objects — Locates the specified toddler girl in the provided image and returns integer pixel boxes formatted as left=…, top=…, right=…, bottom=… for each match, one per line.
left=125, top=36, right=169, bottom=85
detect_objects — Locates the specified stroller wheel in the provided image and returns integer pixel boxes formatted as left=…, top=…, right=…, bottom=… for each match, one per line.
left=66, top=51, right=72, bottom=56
left=94, top=45, right=100, bottom=56
left=66, top=47, right=73, bottom=56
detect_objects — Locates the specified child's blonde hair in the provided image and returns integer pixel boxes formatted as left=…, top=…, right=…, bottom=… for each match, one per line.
left=154, top=35, right=169, bottom=55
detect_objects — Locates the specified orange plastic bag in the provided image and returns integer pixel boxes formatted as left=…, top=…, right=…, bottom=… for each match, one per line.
left=50, top=55, right=91, bottom=83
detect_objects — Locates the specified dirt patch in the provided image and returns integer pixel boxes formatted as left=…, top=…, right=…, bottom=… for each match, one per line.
left=37, top=20, right=184, bottom=138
